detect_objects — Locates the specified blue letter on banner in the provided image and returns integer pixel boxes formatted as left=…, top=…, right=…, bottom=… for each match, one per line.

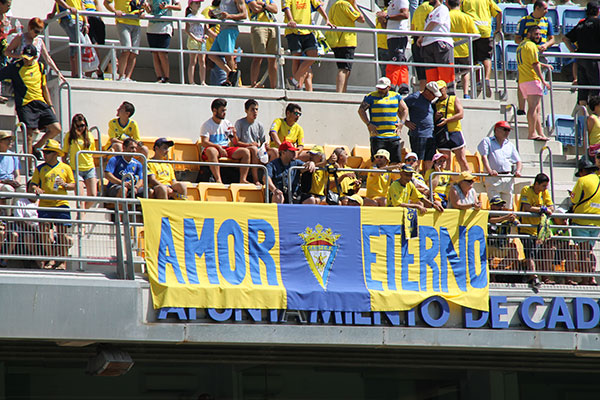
left=439, top=226, right=467, bottom=292
left=467, top=226, right=487, bottom=289
left=217, top=220, right=247, bottom=285
left=401, top=231, right=419, bottom=291
left=362, top=225, right=383, bottom=291
left=248, top=219, right=278, bottom=286
left=419, top=226, right=440, bottom=292
left=158, top=217, right=185, bottom=284
left=381, top=225, right=402, bottom=291
left=184, top=218, right=216, bottom=284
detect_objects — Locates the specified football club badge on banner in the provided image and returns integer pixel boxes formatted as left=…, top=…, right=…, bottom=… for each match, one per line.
left=299, top=224, right=341, bottom=290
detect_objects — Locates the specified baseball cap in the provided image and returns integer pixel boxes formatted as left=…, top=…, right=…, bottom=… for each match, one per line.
left=458, top=171, right=476, bottom=182
left=495, top=121, right=512, bottom=130
left=42, top=139, right=65, bottom=156
left=432, top=153, right=447, bottom=163
left=374, top=149, right=390, bottom=161
left=0, top=131, right=13, bottom=140
left=22, top=44, right=38, bottom=61
left=405, top=152, right=418, bottom=161
left=489, top=195, right=506, bottom=206
left=401, top=164, right=415, bottom=173
left=309, top=145, right=324, bottom=155
left=436, top=80, right=447, bottom=89
left=279, top=141, right=298, bottom=152
left=154, top=137, right=174, bottom=148
left=375, top=77, right=391, bottom=90
left=575, top=157, right=598, bottom=177
left=347, top=194, right=364, bottom=206
left=425, top=81, right=442, bottom=98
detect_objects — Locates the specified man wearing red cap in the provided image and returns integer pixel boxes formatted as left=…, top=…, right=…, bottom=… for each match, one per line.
left=477, top=121, right=522, bottom=209
left=267, top=141, right=316, bottom=203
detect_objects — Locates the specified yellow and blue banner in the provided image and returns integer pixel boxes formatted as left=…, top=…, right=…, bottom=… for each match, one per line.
left=141, top=200, right=490, bottom=312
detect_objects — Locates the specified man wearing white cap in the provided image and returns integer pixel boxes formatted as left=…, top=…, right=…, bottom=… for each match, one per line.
left=358, top=77, right=409, bottom=165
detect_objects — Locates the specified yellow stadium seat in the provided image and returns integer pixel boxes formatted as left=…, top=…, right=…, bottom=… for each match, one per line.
left=466, top=153, right=482, bottom=173
left=346, top=156, right=363, bottom=169
left=231, top=183, right=265, bottom=203
left=172, top=138, right=200, bottom=171
left=198, top=182, right=232, bottom=202
left=134, top=227, right=145, bottom=258
left=324, top=144, right=351, bottom=158
left=479, top=192, right=489, bottom=209
left=140, top=137, right=160, bottom=158
left=186, top=185, right=201, bottom=201
left=352, top=145, right=370, bottom=159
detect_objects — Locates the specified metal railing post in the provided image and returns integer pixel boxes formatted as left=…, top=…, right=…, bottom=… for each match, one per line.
left=177, top=19, right=185, bottom=84
left=76, top=9, right=82, bottom=78
left=373, top=30, right=380, bottom=80
left=573, top=105, right=589, bottom=161
left=275, top=25, right=285, bottom=89
left=467, top=37, right=476, bottom=99
left=538, top=145, right=555, bottom=202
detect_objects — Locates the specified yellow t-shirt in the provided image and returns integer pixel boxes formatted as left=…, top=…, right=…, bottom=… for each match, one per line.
left=589, top=115, right=600, bottom=146
left=387, top=180, right=424, bottom=207
left=31, top=161, right=75, bottom=208
left=19, top=62, right=46, bottom=106
left=424, top=168, right=451, bottom=196
left=201, top=6, right=221, bottom=50
left=56, top=0, right=85, bottom=21
left=328, top=0, right=362, bottom=48
left=518, top=185, right=553, bottom=235
left=269, top=118, right=304, bottom=148
left=148, top=161, right=176, bottom=185
left=310, top=169, right=326, bottom=196
left=460, top=0, right=499, bottom=39
left=106, top=0, right=142, bottom=26
left=106, top=118, right=141, bottom=149
left=247, top=0, right=276, bottom=22
left=517, top=39, right=540, bottom=84
left=435, top=95, right=462, bottom=132
left=366, top=169, right=391, bottom=199
left=449, top=9, right=478, bottom=58
left=63, top=132, right=97, bottom=172
left=412, top=2, right=433, bottom=32
left=282, top=0, right=322, bottom=35
left=376, top=8, right=388, bottom=50
left=571, top=173, right=600, bottom=226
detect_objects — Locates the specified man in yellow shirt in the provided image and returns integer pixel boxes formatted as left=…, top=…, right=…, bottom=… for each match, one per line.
left=148, top=138, right=187, bottom=200
left=104, top=0, right=144, bottom=81
left=387, top=164, right=444, bottom=212
left=269, top=103, right=305, bottom=159
left=106, top=101, right=149, bottom=156
left=517, top=25, right=552, bottom=141
left=365, top=148, right=392, bottom=206
left=328, top=0, right=364, bottom=93
left=448, top=0, right=478, bottom=98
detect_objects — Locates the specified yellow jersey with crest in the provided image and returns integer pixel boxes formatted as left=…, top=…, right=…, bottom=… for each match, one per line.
left=31, top=161, right=75, bottom=208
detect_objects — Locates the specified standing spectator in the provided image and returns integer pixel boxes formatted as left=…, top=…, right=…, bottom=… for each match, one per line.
left=144, top=0, right=181, bottom=83
left=104, top=0, right=144, bottom=81
left=62, top=113, right=97, bottom=209
left=518, top=173, right=554, bottom=288
left=0, top=45, right=63, bottom=161
left=83, top=1, right=106, bottom=52
left=207, top=0, right=247, bottom=86
left=375, top=0, right=390, bottom=77
left=564, top=2, right=600, bottom=106
left=364, top=148, right=392, bottom=206
left=410, top=0, right=433, bottom=91
left=148, top=138, right=188, bottom=199
left=403, top=81, right=440, bottom=171
left=104, top=138, right=145, bottom=198
left=387, top=164, right=444, bottom=211
left=460, top=0, right=501, bottom=97
left=0, top=131, right=22, bottom=202
left=5, top=17, right=66, bottom=82
left=478, top=121, right=522, bottom=209
left=517, top=25, right=552, bottom=141
left=328, top=0, right=365, bottom=93
left=434, top=80, right=468, bottom=171
left=105, top=101, right=149, bottom=156
left=234, top=99, right=267, bottom=183
left=269, top=103, right=305, bottom=159
left=448, top=170, right=480, bottom=209
left=246, top=0, right=278, bottom=88
left=515, top=0, right=555, bottom=114
left=186, top=0, right=207, bottom=85
left=267, top=141, right=315, bottom=203
left=199, top=98, right=251, bottom=183
left=417, top=0, right=454, bottom=86
left=447, top=0, right=477, bottom=98
left=382, top=0, right=409, bottom=94
left=357, top=77, right=408, bottom=164
left=54, top=0, right=88, bottom=78
left=30, top=140, right=76, bottom=271
left=283, top=0, right=334, bottom=90
left=587, top=96, right=600, bottom=155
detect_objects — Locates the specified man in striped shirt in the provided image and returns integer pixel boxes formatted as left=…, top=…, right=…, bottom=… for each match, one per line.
left=358, top=77, right=409, bottom=165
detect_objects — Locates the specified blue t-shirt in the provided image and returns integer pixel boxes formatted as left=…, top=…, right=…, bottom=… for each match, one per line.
left=105, top=155, right=144, bottom=188
left=267, top=158, right=304, bottom=194
left=0, top=151, right=20, bottom=180
left=403, top=92, right=434, bottom=138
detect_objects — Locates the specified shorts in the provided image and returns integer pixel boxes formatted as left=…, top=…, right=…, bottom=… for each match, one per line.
left=332, top=47, right=356, bottom=71
left=422, top=41, right=454, bottom=66
left=571, top=224, right=600, bottom=246
left=147, top=33, right=171, bottom=49
left=411, top=42, right=427, bottom=81
left=16, top=101, right=58, bottom=131
left=78, top=168, right=97, bottom=181
left=435, top=130, right=465, bottom=151
left=106, top=184, right=144, bottom=198
left=286, top=33, right=317, bottom=54
left=39, top=205, right=72, bottom=227
left=455, top=56, right=470, bottom=76
left=473, top=37, right=493, bottom=63
left=521, top=237, right=538, bottom=259
left=519, top=80, right=544, bottom=97
left=387, top=37, right=408, bottom=62
left=251, top=26, right=277, bottom=54
left=117, top=23, right=141, bottom=55
left=370, top=136, right=402, bottom=163
left=187, top=37, right=207, bottom=51
left=211, top=28, right=239, bottom=54
left=409, top=136, right=436, bottom=161
left=59, top=18, right=86, bottom=57
left=201, top=146, right=240, bottom=160
left=88, top=15, right=106, bottom=45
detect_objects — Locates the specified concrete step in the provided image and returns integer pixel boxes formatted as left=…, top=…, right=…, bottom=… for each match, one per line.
left=509, top=137, right=563, bottom=155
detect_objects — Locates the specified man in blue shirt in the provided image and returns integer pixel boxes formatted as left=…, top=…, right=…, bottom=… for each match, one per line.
left=403, top=81, right=441, bottom=171
left=267, top=141, right=315, bottom=203
left=104, top=138, right=145, bottom=198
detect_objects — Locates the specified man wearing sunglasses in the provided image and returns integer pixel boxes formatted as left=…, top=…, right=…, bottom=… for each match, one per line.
left=269, top=103, right=305, bottom=159
left=478, top=120, right=522, bottom=209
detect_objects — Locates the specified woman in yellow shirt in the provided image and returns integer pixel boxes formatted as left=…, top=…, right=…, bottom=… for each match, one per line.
left=434, top=80, right=468, bottom=171
left=587, top=96, right=600, bottom=156
left=62, top=113, right=97, bottom=209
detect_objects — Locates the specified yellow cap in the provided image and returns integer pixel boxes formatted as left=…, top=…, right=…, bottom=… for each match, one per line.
left=42, top=139, right=65, bottom=156
left=436, top=80, right=447, bottom=89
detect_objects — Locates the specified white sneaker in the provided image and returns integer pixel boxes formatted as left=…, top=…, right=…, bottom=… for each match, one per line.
left=118, top=76, right=126, bottom=81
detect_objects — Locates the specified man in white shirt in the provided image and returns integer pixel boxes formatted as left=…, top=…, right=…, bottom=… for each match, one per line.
left=417, top=0, right=455, bottom=86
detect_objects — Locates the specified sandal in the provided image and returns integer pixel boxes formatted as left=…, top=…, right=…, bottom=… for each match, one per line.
left=42, top=260, right=56, bottom=270
left=54, top=262, right=67, bottom=271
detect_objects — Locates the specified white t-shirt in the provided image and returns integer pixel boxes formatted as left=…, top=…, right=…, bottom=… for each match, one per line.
left=386, top=0, right=410, bottom=38
left=422, top=5, right=454, bottom=47
left=200, top=118, right=234, bottom=147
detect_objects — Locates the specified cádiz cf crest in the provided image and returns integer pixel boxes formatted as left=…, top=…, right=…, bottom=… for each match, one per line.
left=299, top=224, right=341, bottom=290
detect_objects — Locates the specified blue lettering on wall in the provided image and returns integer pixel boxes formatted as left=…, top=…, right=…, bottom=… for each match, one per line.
left=420, top=297, right=450, bottom=327
left=401, top=230, right=419, bottom=291
left=464, top=307, right=489, bottom=328
left=546, top=297, right=575, bottom=329
left=247, top=219, right=278, bottom=286
left=573, top=297, right=600, bottom=330
left=518, top=296, right=545, bottom=330
left=490, top=296, right=509, bottom=329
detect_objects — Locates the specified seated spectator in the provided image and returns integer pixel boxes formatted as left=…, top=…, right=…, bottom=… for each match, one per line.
left=62, top=113, right=97, bottom=209
left=404, top=151, right=429, bottom=195
left=587, top=96, right=600, bottom=156
left=267, top=141, right=315, bottom=203
left=234, top=99, right=268, bottom=183
left=448, top=171, right=480, bottom=210
left=10, top=181, right=44, bottom=269
left=106, top=101, right=149, bottom=156
left=364, top=149, right=392, bottom=206
left=300, top=145, right=327, bottom=204
left=104, top=138, right=145, bottom=198
left=487, top=195, right=519, bottom=282
left=269, top=103, right=305, bottom=160
left=199, top=98, right=251, bottom=183
left=518, top=172, right=554, bottom=289
left=342, top=193, right=363, bottom=206
left=434, top=80, right=468, bottom=171
left=546, top=209, right=578, bottom=285
left=387, top=164, right=444, bottom=212
left=30, top=140, right=76, bottom=270
left=328, top=147, right=361, bottom=197
left=0, top=131, right=23, bottom=203
left=424, top=153, right=451, bottom=207
left=148, top=138, right=187, bottom=200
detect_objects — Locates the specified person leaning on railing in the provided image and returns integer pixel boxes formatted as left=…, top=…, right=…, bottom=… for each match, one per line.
left=424, top=152, right=451, bottom=207
left=447, top=0, right=478, bottom=99
left=246, top=0, right=279, bottom=88
left=104, top=138, right=145, bottom=198
left=143, top=0, right=182, bottom=83
left=410, top=0, right=433, bottom=91
left=387, top=163, right=444, bottom=213
left=53, top=0, right=89, bottom=78
left=267, top=141, right=316, bottom=203
left=299, top=145, right=328, bottom=204
left=448, top=170, right=480, bottom=210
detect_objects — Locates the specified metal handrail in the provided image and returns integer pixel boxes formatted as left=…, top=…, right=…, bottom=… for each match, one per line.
left=538, top=146, right=555, bottom=203
left=500, top=103, right=519, bottom=152
left=545, top=66, right=556, bottom=136
left=0, top=152, right=37, bottom=186
left=492, top=31, right=508, bottom=100
left=57, top=80, right=72, bottom=135
left=573, top=105, right=589, bottom=161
